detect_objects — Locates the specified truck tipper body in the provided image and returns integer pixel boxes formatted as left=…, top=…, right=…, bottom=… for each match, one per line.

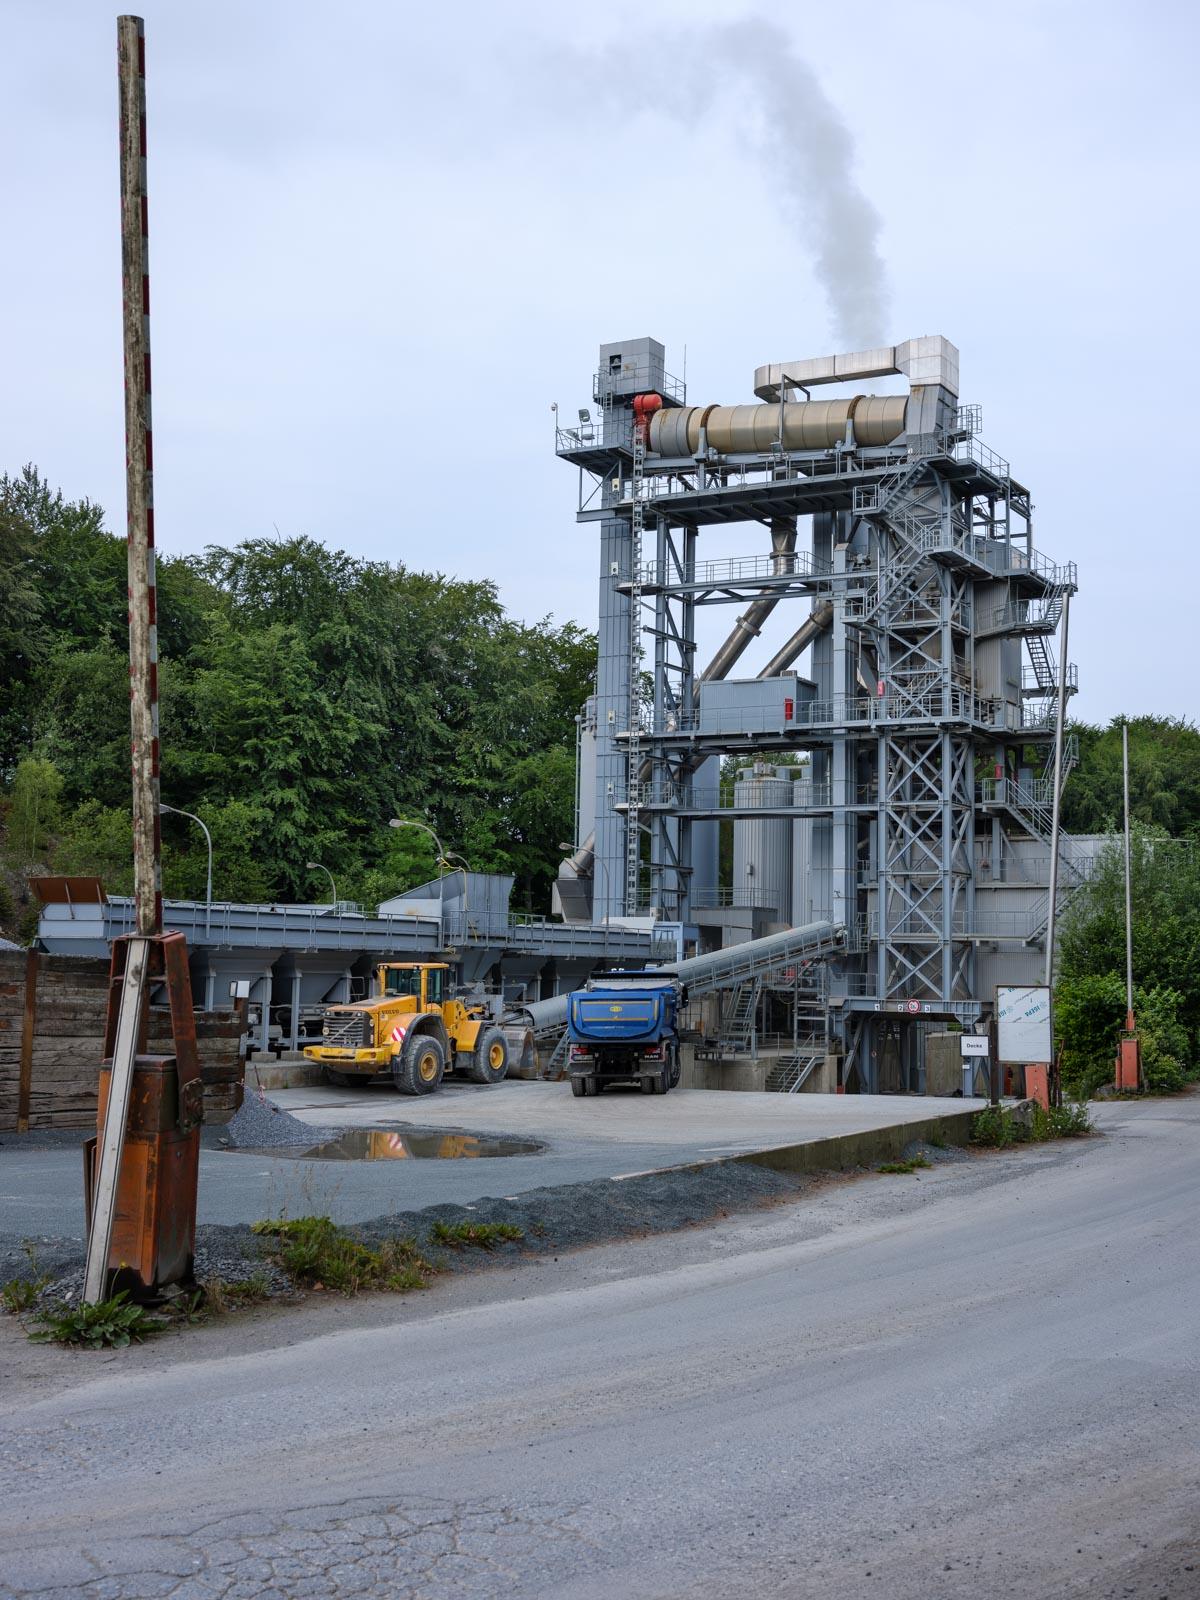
left=565, top=970, right=685, bottom=1097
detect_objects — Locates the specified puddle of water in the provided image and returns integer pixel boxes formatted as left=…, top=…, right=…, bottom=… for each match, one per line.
left=231, top=1128, right=543, bottom=1162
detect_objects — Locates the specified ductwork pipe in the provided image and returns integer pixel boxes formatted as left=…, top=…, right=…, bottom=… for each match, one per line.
left=648, top=395, right=907, bottom=456
left=559, top=596, right=834, bottom=890
left=698, top=517, right=797, bottom=685
left=757, top=600, right=834, bottom=679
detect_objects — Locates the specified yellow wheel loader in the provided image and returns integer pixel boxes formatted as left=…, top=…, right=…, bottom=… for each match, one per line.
left=303, top=963, right=509, bottom=1096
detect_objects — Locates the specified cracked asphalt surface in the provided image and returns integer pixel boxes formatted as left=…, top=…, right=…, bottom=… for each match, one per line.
left=2, top=1097, right=1198, bottom=1598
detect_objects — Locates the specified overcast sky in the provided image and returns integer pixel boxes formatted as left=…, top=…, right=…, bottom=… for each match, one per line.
left=3, top=0, right=1196, bottom=724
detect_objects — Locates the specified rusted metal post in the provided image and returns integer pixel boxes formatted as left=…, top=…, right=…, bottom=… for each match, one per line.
left=118, top=14, right=162, bottom=938
left=86, top=14, right=160, bottom=1305
left=17, top=949, right=38, bottom=1133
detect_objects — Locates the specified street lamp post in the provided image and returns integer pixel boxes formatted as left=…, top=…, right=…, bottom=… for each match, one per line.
left=442, top=851, right=472, bottom=937
left=306, top=861, right=338, bottom=908
left=389, top=818, right=446, bottom=947
left=160, top=802, right=212, bottom=939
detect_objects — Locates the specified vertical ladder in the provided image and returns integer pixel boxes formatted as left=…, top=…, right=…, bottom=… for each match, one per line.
left=625, top=416, right=646, bottom=916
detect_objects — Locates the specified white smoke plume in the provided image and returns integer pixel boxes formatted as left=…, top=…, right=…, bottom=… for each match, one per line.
left=568, top=20, right=890, bottom=350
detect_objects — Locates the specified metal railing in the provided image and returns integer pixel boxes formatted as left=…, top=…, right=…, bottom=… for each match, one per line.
left=619, top=685, right=1010, bottom=740
left=1022, top=662, right=1079, bottom=694
left=101, top=896, right=670, bottom=959
left=626, top=780, right=874, bottom=814
left=593, top=365, right=686, bottom=407
left=625, top=548, right=831, bottom=589
left=690, top=887, right=782, bottom=910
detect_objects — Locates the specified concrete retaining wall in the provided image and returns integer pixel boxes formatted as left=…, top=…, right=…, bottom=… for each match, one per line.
left=733, top=1106, right=980, bottom=1176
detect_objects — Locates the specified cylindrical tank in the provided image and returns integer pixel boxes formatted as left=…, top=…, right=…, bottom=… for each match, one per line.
left=648, top=395, right=907, bottom=456
left=733, top=764, right=793, bottom=923
left=690, top=753, right=721, bottom=906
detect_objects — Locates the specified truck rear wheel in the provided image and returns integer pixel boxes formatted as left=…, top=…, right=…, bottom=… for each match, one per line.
left=394, top=1034, right=445, bottom=1096
left=570, top=1076, right=587, bottom=1098
left=467, top=1027, right=509, bottom=1085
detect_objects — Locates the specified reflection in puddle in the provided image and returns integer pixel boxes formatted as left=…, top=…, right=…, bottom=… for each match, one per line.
left=232, top=1128, right=544, bottom=1162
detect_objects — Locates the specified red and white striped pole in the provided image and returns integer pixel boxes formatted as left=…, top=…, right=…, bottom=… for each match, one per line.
left=117, top=15, right=162, bottom=937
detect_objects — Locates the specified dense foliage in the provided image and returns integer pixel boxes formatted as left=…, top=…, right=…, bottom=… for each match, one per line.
left=1055, top=827, right=1200, bottom=1096
left=1060, top=715, right=1200, bottom=837
left=0, top=466, right=594, bottom=937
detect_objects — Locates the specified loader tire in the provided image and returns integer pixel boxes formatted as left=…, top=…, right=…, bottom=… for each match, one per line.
left=323, top=1067, right=363, bottom=1089
left=394, top=1034, right=445, bottom=1096
left=467, top=1027, right=509, bottom=1085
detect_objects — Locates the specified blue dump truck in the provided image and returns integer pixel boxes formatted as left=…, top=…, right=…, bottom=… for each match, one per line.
left=566, top=970, right=686, bottom=1098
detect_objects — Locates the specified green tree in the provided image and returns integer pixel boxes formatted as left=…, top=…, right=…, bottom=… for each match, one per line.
left=1062, top=716, right=1200, bottom=835
left=1056, top=826, right=1200, bottom=1094
left=5, top=757, right=63, bottom=865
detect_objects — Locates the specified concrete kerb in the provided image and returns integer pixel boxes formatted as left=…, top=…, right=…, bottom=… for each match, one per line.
left=615, top=1106, right=985, bottom=1188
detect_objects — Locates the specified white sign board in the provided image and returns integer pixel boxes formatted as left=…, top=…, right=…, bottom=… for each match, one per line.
left=960, top=1035, right=990, bottom=1057
left=996, top=985, right=1052, bottom=1064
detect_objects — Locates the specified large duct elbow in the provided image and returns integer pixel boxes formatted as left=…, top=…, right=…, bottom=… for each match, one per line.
left=757, top=601, right=834, bottom=679
left=697, top=517, right=797, bottom=687
left=648, top=396, right=907, bottom=456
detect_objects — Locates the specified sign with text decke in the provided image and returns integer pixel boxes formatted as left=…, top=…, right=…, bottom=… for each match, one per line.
left=996, top=985, right=1053, bottom=1064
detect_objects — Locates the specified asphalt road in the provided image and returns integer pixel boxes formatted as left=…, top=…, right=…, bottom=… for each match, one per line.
left=0, top=1082, right=979, bottom=1235
left=2, top=1096, right=1198, bottom=1599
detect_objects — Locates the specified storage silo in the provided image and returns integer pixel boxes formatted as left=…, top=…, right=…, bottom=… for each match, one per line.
left=733, top=763, right=793, bottom=923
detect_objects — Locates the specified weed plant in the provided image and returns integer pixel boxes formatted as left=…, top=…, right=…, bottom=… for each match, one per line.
left=199, top=1273, right=273, bottom=1315
left=878, top=1155, right=932, bottom=1175
left=972, top=1102, right=1094, bottom=1148
left=30, top=1291, right=167, bottom=1349
left=1, top=1246, right=48, bottom=1314
left=253, top=1215, right=436, bottom=1295
left=430, top=1220, right=525, bottom=1250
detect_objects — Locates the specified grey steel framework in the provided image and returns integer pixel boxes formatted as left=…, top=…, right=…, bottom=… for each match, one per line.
left=557, top=336, right=1078, bottom=1089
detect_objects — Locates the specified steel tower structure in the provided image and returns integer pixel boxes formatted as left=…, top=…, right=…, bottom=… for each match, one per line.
left=556, top=337, right=1077, bottom=1089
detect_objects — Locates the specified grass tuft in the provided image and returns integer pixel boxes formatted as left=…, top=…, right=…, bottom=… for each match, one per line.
left=1, top=1245, right=49, bottom=1315
left=253, top=1216, right=437, bottom=1295
left=430, top=1219, right=525, bottom=1250
left=878, top=1155, right=933, bottom=1175
left=198, top=1273, right=274, bottom=1316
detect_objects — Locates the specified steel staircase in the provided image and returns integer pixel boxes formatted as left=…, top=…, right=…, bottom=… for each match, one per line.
left=717, top=979, right=760, bottom=1051
left=544, top=1027, right=571, bottom=1079
left=765, top=1053, right=825, bottom=1093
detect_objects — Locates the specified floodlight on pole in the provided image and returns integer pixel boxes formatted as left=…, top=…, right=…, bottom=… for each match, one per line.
left=389, top=818, right=446, bottom=945
left=160, top=803, right=212, bottom=938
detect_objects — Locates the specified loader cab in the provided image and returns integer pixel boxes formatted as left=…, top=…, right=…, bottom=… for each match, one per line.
left=377, top=963, right=448, bottom=1010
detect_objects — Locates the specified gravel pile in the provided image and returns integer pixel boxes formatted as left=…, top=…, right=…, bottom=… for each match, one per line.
left=351, top=1160, right=809, bottom=1269
left=206, top=1090, right=337, bottom=1151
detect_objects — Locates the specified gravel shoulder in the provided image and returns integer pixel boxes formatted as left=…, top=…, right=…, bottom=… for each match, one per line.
left=0, top=1129, right=1089, bottom=1409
